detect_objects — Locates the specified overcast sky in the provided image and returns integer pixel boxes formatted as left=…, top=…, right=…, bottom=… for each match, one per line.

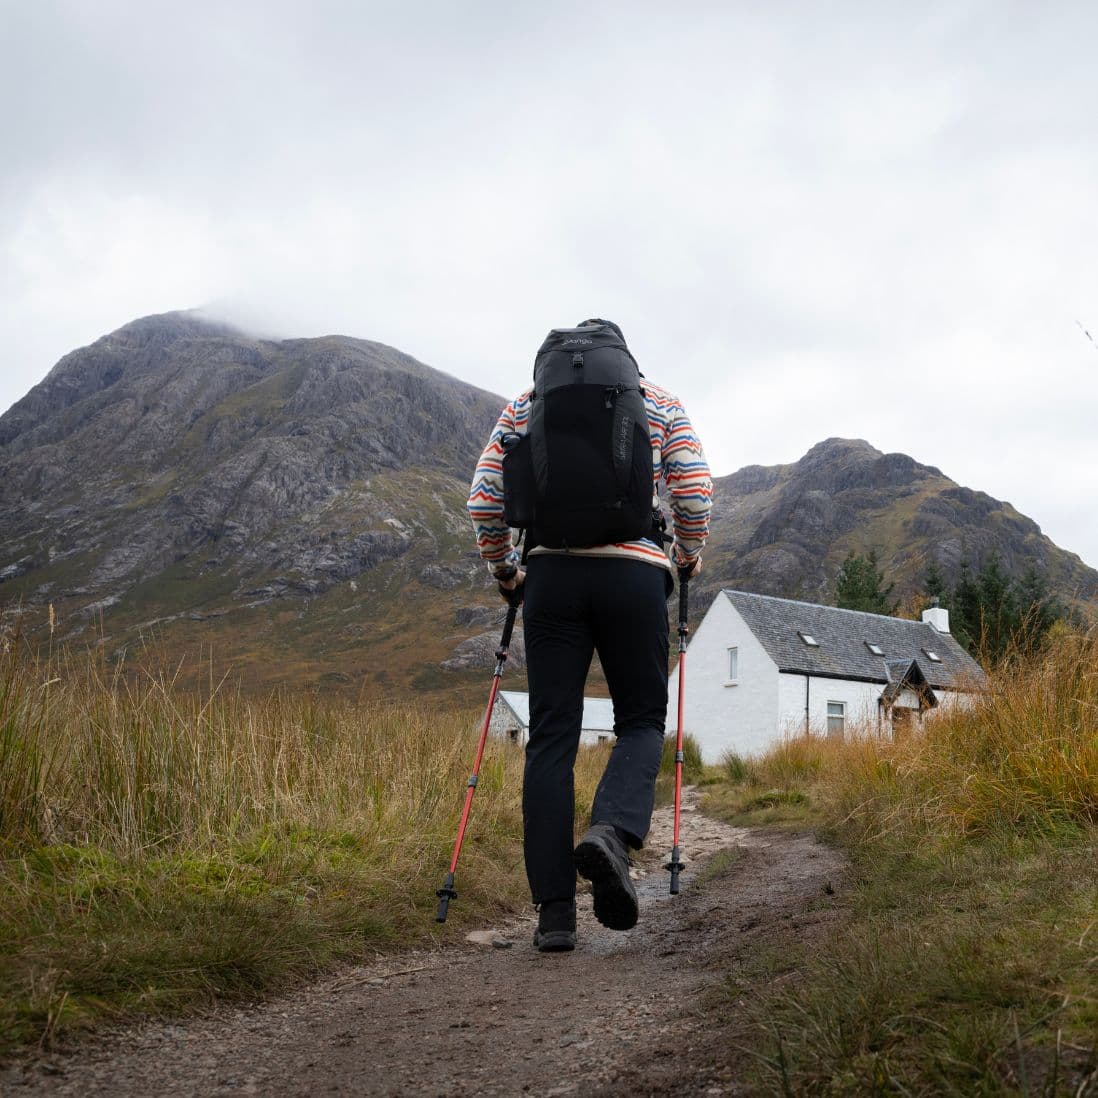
left=3, top=1, right=1098, bottom=569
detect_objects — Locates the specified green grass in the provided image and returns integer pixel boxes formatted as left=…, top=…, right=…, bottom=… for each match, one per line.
left=723, top=833, right=1097, bottom=1095
left=703, top=627, right=1098, bottom=1094
left=693, top=845, right=741, bottom=887
left=703, top=739, right=824, bottom=827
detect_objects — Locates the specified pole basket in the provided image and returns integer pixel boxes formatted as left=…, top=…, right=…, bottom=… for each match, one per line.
left=665, top=846, right=684, bottom=895
left=435, top=873, right=457, bottom=923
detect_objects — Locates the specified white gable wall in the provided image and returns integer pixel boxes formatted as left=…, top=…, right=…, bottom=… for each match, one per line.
left=777, top=673, right=884, bottom=738
left=668, top=594, right=779, bottom=762
left=488, top=695, right=527, bottom=745
left=930, top=688, right=977, bottom=717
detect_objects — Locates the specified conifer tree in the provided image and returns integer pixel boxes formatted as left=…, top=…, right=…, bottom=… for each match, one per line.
left=923, top=559, right=946, bottom=601
left=982, top=554, right=1022, bottom=658
left=835, top=550, right=896, bottom=614
left=938, top=555, right=1066, bottom=662
left=950, top=561, right=980, bottom=653
left=1016, top=563, right=1067, bottom=652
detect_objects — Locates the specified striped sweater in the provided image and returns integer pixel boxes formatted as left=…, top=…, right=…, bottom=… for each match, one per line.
left=467, top=380, right=712, bottom=576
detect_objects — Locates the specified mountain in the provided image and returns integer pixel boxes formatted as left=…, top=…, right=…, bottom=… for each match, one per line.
left=697, top=437, right=1098, bottom=610
left=0, top=312, right=508, bottom=699
left=2, top=315, right=1095, bottom=695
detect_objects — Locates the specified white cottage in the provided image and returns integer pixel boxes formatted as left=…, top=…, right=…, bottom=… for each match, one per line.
left=669, top=590, right=986, bottom=763
left=489, top=691, right=616, bottom=747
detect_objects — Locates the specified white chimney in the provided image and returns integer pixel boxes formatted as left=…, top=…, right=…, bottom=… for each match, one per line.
left=922, top=602, right=950, bottom=633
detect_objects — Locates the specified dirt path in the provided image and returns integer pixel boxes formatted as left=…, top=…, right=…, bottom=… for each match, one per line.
left=7, top=791, right=846, bottom=1096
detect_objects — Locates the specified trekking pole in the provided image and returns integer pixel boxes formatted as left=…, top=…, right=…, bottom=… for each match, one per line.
left=435, top=585, right=523, bottom=922
left=665, top=567, right=690, bottom=894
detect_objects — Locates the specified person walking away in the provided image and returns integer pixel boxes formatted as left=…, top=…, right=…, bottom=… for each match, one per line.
left=466, top=319, right=712, bottom=951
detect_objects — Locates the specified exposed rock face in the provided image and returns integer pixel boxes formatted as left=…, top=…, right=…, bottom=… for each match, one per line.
left=0, top=311, right=502, bottom=607
left=440, top=628, right=526, bottom=672
left=700, top=437, right=1098, bottom=606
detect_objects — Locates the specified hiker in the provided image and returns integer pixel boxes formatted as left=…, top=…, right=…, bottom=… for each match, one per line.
left=466, top=319, right=712, bottom=952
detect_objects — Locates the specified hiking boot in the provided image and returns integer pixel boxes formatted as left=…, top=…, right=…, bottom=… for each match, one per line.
left=574, top=823, right=638, bottom=931
left=533, top=899, right=576, bottom=952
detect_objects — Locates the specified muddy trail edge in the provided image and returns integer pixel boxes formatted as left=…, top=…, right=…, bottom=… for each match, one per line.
left=8, top=790, right=846, bottom=1096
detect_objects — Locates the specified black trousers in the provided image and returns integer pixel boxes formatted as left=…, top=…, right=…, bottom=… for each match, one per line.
left=522, top=554, right=671, bottom=905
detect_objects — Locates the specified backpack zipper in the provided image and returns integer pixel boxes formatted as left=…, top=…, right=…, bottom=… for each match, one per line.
left=603, top=385, right=626, bottom=410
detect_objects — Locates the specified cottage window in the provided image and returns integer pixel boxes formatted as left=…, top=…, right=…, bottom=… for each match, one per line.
left=798, top=632, right=819, bottom=647
left=922, top=648, right=942, bottom=663
left=597, top=734, right=610, bottom=744
left=826, top=701, right=845, bottom=738
left=865, top=642, right=884, bottom=656
left=726, top=646, right=739, bottom=683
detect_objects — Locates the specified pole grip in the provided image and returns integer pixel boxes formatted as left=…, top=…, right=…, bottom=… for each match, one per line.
left=498, top=600, right=520, bottom=652
left=678, top=569, right=690, bottom=636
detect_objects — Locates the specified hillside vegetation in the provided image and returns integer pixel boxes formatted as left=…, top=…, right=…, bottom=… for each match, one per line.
left=706, top=626, right=1098, bottom=1094
left=0, top=634, right=607, bottom=1054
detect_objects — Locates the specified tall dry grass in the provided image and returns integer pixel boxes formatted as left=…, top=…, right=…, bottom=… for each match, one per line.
left=0, top=632, right=608, bottom=856
left=1, top=641, right=496, bottom=859
left=0, top=632, right=608, bottom=1049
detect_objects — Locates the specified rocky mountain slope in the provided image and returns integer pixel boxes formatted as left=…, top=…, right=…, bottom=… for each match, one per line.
left=697, top=437, right=1098, bottom=610
left=2, top=313, right=1094, bottom=696
left=0, top=312, right=507, bottom=698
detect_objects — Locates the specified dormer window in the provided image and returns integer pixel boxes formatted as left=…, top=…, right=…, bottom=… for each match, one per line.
left=922, top=648, right=942, bottom=663
left=865, top=642, right=884, bottom=656
left=798, top=632, right=819, bottom=647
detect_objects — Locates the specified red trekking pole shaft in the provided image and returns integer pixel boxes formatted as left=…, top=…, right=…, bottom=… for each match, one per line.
left=666, top=570, right=689, bottom=894
left=435, top=590, right=522, bottom=922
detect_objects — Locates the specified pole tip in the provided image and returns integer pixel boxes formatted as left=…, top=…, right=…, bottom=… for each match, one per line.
left=665, top=848, right=684, bottom=895
left=435, top=875, right=456, bottom=922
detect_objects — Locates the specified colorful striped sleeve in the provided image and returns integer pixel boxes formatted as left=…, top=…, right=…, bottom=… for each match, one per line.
left=466, top=392, right=529, bottom=576
left=657, top=392, right=712, bottom=565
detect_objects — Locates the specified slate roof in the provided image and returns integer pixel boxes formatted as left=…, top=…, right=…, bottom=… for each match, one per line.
left=722, top=590, right=986, bottom=691
left=498, top=691, right=616, bottom=731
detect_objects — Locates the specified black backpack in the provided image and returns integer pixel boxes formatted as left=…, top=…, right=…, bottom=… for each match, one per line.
left=502, top=323, right=656, bottom=550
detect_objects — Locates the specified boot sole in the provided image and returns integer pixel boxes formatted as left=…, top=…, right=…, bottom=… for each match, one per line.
left=574, top=837, right=639, bottom=931
left=533, top=929, right=576, bottom=952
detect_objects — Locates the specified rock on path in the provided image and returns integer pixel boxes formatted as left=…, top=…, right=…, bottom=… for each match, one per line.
left=8, top=789, right=846, bottom=1096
